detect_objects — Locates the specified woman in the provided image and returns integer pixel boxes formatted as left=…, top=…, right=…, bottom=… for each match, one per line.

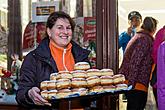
left=119, top=17, right=158, bottom=110
left=157, top=41, right=165, bottom=110
left=151, top=25, right=165, bottom=106
left=16, top=11, right=90, bottom=109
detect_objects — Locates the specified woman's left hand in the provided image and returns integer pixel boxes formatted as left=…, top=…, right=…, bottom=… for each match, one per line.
left=28, top=87, right=51, bottom=106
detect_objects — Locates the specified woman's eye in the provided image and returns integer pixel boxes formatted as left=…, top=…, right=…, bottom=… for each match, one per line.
left=67, top=27, right=72, bottom=30
left=57, top=26, right=63, bottom=30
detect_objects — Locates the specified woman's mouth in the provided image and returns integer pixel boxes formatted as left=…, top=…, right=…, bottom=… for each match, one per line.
left=59, top=35, right=69, bottom=39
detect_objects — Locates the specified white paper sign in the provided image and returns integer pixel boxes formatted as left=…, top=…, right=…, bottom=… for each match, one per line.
left=32, top=1, right=59, bottom=23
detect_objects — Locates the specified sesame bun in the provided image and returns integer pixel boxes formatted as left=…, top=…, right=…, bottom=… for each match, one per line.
left=74, top=62, right=90, bottom=70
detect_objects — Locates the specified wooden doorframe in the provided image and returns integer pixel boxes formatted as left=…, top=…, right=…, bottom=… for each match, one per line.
left=96, top=0, right=119, bottom=109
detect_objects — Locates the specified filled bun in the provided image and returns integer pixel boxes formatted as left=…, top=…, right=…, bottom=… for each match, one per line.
left=100, top=69, right=114, bottom=76
left=56, top=71, right=72, bottom=79
left=47, top=80, right=56, bottom=90
left=56, top=79, right=71, bottom=90
left=72, top=88, right=88, bottom=96
left=56, top=89, right=72, bottom=98
left=100, top=75, right=114, bottom=86
left=86, top=69, right=101, bottom=77
left=71, top=70, right=87, bottom=78
left=89, top=86, right=103, bottom=93
left=86, top=76, right=100, bottom=87
left=40, top=81, right=49, bottom=90
left=113, top=74, right=125, bottom=84
left=50, top=73, right=58, bottom=81
left=48, top=90, right=58, bottom=99
left=74, top=62, right=90, bottom=70
left=71, top=78, right=87, bottom=88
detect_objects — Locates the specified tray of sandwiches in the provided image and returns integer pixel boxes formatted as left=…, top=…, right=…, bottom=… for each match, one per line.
left=40, top=62, right=132, bottom=103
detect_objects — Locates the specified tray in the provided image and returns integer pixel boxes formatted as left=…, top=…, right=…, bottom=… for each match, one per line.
left=49, top=85, right=132, bottom=103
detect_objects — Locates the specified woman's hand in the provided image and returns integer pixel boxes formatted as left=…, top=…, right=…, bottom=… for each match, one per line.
left=28, top=87, right=51, bottom=106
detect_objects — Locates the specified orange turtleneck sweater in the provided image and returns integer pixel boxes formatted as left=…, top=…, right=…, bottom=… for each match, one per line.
left=49, top=40, right=75, bottom=71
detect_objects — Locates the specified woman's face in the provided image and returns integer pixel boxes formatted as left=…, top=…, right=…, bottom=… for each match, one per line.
left=47, top=18, right=72, bottom=48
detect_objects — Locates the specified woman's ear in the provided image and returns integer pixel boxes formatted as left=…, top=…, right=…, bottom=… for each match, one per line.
left=47, top=28, right=51, bottom=38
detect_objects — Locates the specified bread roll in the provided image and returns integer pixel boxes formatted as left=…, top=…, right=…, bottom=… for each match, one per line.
left=116, top=84, right=128, bottom=91
left=47, top=80, right=56, bottom=90
left=71, top=78, right=87, bottom=88
left=41, top=90, right=49, bottom=99
left=100, top=75, right=114, bottom=86
left=48, top=90, right=58, bottom=99
left=50, top=73, right=58, bottom=81
left=40, top=81, right=49, bottom=90
left=86, top=76, right=100, bottom=87
left=72, top=88, right=88, bottom=96
left=56, top=71, right=72, bottom=79
left=102, top=85, right=116, bottom=92
left=100, top=69, right=114, bottom=76
left=89, top=86, right=103, bottom=93
left=71, top=70, right=87, bottom=78
left=86, top=69, right=101, bottom=77
left=56, top=89, right=72, bottom=98
left=113, top=74, right=125, bottom=84
left=56, top=79, right=71, bottom=90
left=74, top=62, right=90, bottom=70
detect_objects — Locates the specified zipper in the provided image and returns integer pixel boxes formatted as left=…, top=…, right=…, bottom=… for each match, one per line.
left=63, top=49, right=68, bottom=71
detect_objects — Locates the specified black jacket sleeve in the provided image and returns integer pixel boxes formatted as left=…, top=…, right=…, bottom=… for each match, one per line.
left=16, top=52, right=37, bottom=107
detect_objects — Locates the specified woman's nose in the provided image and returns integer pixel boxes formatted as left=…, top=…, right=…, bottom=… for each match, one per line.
left=63, top=28, right=68, bottom=34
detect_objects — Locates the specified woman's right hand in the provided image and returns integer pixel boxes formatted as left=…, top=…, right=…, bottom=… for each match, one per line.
left=28, top=87, right=51, bottom=106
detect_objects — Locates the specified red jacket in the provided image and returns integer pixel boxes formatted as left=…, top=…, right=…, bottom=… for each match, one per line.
left=119, top=31, right=154, bottom=92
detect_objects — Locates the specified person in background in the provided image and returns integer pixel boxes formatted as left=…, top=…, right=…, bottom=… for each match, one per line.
left=157, top=41, right=165, bottom=110
left=16, top=11, right=90, bottom=109
left=119, top=11, right=142, bottom=53
left=119, top=17, right=158, bottom=110
left=151, top=25, right=165, bottom=107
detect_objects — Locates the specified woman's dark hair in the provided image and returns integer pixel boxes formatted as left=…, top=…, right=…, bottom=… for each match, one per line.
left=46, top=11, right=75, bottom=32
left=141, top=17, right=158, bottom=32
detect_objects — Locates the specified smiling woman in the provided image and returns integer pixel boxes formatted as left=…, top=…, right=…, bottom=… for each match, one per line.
left=16, top=11, right=91, bottom=109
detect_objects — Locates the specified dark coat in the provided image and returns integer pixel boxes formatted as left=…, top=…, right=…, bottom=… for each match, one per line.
left=16, top=37, right=90, bottom=108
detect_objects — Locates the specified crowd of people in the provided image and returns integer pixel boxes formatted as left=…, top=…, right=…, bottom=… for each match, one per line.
left=119, top=11, right=165, bottom=110
left=15, top=10, right=165, bottom=110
